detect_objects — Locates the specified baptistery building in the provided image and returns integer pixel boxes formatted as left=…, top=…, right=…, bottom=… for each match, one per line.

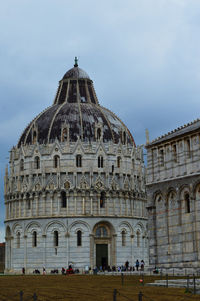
left=4, top=60, right=148, bottom=273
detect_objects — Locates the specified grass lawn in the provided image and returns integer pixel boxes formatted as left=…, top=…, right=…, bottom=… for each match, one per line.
left=0, top=274, right=199, bottom=301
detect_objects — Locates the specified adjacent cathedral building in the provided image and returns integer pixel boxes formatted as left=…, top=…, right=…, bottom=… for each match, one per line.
left=146, top=121, right=200, bottom=272
left=4, top=60, right=148, bottom=273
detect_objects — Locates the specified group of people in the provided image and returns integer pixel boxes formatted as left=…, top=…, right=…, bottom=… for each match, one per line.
left=23, top=260, right=145, bottom=275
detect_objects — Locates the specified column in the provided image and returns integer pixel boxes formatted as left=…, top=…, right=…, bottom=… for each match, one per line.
left=82, top=197, right=85, bottom=214
left=24, top=235, right=27, bottom=271
left=42, top=234, right=46, bottom=268
left=36, top=195, right=39, bottom=216
left=57, top=192, right=61, bottom=215
left=24, top=196, right=26, bottom=217
left=90, top=194, right=93, bottom=215
left=19, top=199, right=21, bottom=218
left=50, top=192, right=53, bottom=216
left=89, top=234, right=94, bottom=269
left=42, top=193, right=46, bottom=216
left=131, top=234, right=134, bottom=266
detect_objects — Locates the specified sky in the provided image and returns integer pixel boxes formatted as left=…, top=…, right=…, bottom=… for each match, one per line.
left=1, top=0, right=200, bottom=241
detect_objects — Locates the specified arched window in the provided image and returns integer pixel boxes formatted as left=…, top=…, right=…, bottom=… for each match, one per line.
left=97, top=128, right=101, bottom=140
left=98, top=156, right=103, bottom=168
left=117, top=156, right=121, bottom=168
left=159, top=149, right=164, bottom=166
left=76, top=155, right=82, bottom=167
left=17, top=232, right=20, bottom=248
left=185, top=193, right=190, bottom=213
left=54, top=155, right=60, bottom=168
left=61, top=191, right=66, bottom=208
left=136, top=231, right=140, bottom=247
left=77, top=230, right=82, bottom=246
left=100, top=191, right=106, bottom=208
left=121, top=131, right=126, bottom=145
left=122, top=230, right=126, bottom=246
left=20, top=159, right=24, bottom=171
left=26, top=193, right=31, bottom=210
left=62, top=128, right=68, bottom=142
left=54, top=231, right=59, bottom=247
left=32, top=231, right=37, bottom=247
left=34, top=156, right=40, bottom=169
left=95, top=226, right=108, bottom=238
left=33, top=130, right=37, bottom=144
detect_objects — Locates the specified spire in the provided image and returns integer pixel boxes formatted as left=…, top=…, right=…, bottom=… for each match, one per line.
left=74, top=56, right=78, bottom=67
left=145, top=129, right=150, bottom=145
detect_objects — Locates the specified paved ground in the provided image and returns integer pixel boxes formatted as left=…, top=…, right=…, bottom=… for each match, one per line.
left=0, top=274, right=200, bottom=300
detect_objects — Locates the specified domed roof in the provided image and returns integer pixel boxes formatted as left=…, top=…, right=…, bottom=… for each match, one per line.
left=18, top=59, right=135, bottom=147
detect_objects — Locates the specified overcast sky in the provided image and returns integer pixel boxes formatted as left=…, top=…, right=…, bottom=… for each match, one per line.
left=1, top=0, right=200, bottom=241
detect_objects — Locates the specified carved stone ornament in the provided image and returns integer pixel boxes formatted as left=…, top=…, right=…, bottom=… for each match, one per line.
left=64, top=181, right=70, bottom=190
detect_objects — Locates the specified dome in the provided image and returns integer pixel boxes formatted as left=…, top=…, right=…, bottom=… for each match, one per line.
left=18, top=60, right=135, bottom=147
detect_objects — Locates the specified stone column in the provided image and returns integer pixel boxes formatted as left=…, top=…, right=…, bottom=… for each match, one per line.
left=42, top=234, right=46, bottom=269
left=24, top=195, right=26, bottom=217
left=90, top=234, right=94, bottom=269
left=24, top=235, right=27, bottom=271
left=57, top=192, right=61, bottom=215
left=90, top=193, right=93, bottom=215
left=112, top=234, right=117, bottom=267
left=98, top=193, right=100, bottom=215
left=82, top=197, right=85, bottom=215
left=19, top=199, right=21, bottom=218
left=42, top=193, right=46, bottom=216
left=74, top=192, right=77, bottom=214
left=35, top=194, right=38, bottom=216
left=131, top=234, right=134, bottom=265
left=65, top=232, right=70, bottom=268
left=50, top=192, right=53, bottom=216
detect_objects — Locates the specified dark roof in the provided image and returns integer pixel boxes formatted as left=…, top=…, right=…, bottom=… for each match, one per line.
left=18, top=64, right=135, bottom=147
left=63, top=66, right=90, bottom=80
left=147, top=119, right=200, bottom=147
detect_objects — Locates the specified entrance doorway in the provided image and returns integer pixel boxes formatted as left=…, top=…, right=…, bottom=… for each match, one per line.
left=96, top=244, right=108, bottom=269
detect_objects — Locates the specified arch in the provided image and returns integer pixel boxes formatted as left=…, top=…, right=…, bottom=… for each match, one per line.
left=184, top=193, right=191, bottom=213
left=69, top=220, right=91, bottom=232
left=53, top=155, right=60, bottom=168
left=76, top=155, right=82, bottom=167
left=100, top=191, right=106, bottom=208
left=134, top=222, right=145, bottom=232
left=24, top=221, right=42, bottom=235
left=61, top=190, right=67, bottom=208
left=16, top=232, right=20, bottom=248
left=136, top=230, right=141, bottom=247
left=193, top=181, right=200, bottom=198
left=32, top=231, right=37, bottom=247
left=121, top=230, right=126, bottom=246
left=12, top=222, right=23, bottom=234
left=98, top=155, right=103, bottom=168
left=77, top=230, right=82, bottom=246
left=44, top=220, right=67, bottom=235
left=34, top=156, right=40, bottom=169
left=179, top=184, right=190, bottom=199
left=152, top=190, right=163, bottom=205
left=62, top=128, right=68, bottom=142
left=97, top=128, right=101, bottom=141
left=118, top=221, right=133, bottom=234
left=93, top=220, right=115, bottom=236
left=95, top=226, right=108, bottom=237
left=54, top=230, right=59, bottom=247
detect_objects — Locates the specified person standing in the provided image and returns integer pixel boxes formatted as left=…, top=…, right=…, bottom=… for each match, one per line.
left=135, top=259, right=139, bottom=271
left=141, top=260, right=144, bottom=271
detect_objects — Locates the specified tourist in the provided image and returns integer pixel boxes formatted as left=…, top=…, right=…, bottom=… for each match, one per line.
left=141, top=260, right=144, bottom=271
left=135, top=259, right=139, bottom=271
